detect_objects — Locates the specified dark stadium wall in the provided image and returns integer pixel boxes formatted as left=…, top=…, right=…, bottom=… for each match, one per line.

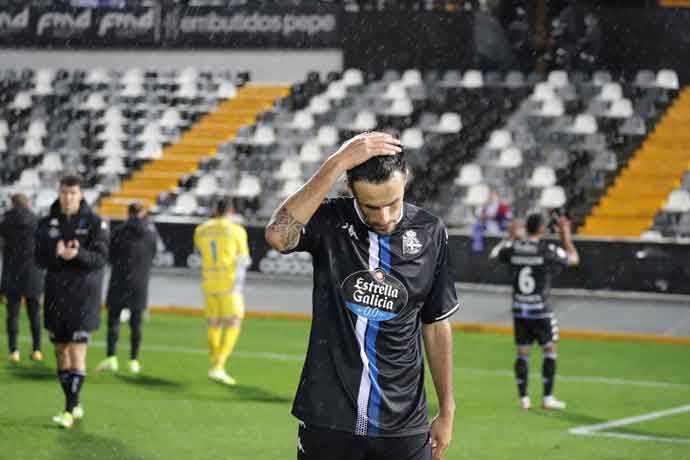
left=0, top=49, right=342, bottom=84
left=127, top=220, right=690, bottom=295
left=592, top=6, right=690, bottom=85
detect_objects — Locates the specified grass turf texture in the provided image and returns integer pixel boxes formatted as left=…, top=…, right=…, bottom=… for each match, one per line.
left=2, top=309, right=690, bottom=460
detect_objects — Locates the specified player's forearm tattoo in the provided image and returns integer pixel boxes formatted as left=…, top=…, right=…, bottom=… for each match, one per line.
left=267, top=207, right=303, bottom=251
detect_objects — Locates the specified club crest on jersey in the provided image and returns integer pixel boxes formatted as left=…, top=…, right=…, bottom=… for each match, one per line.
left=402, top=230, right=422, bottom=255
left=341, top=222, right=359, bottom=240
left=340, top=269, right=409, bottom=321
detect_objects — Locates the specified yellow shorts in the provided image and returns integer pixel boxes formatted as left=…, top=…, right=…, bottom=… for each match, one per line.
left=204, top=292, right=245, bottom=319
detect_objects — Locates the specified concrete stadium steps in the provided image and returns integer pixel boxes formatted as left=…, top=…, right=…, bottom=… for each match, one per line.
left=580, top=88, right=690, bottom=237
left=97, top=84, right=290, bottom=220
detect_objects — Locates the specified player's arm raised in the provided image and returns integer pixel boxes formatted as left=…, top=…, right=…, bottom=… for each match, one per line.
left=557, top=216, right=579, bottom=266
left=264, top=132, right=401, bottom=252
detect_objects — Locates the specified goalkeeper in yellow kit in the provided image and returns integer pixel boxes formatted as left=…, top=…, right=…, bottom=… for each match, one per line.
left=194, top=198, right=251, bottom=385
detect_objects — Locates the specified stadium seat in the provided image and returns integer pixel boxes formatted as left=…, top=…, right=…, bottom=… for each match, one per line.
left=429, top=112, right=462, bottom=133
left=275, top=159, right=302, bottom=181
left=463, top=183, right=490, bottom=207
left=569, top=114, right=598, bottom=134
left=401, top=128, right=424, bottom=149
left=663, top=189, right=690, bottom=213
left=527, top=165, right=557, bottom=188
left=461, top=70, right=484, bottom=88
left=233, top=175, right=262, bottom=198
left=604, top=99, right=634, bottom=118
left=487, top=130, right=512, bottom=150
left=348, top=111, right=377, bottom=131
left=298, top=141, right=323, bottom=163
left=401, top=69, right=423, bottom=87
left=194, top=174, right=220, bottom=198
left=656, top=69, right=679, bottom=90
left=172, top=192, right=199, bottom=215
left=547, top=70, right=569, bottom=88
left=317, top=125, right=339, bottom=147
left=454, top=163, right=483, bottom=187
left=538, top=186, right=567, bottom=209
left=342, top=68, right=364, bottom=87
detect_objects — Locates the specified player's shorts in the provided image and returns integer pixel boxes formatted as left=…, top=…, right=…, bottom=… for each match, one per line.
left=204, top=292, right=245, bottom=319
left=513, top=316, right=559, bottom=347
left=297, top=423, right=431, bottom=460
left=49, top=329, right=91, bottom=344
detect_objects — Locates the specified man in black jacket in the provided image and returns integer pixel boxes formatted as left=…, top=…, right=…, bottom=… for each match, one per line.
left=97, top=202, right=156, bottom=375
left=35, top=174, right=108, bottom=429
left=1, top=193, right=44, bottom=363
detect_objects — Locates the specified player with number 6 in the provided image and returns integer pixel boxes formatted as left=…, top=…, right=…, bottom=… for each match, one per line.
left=490, top=213, right=579, bottom=411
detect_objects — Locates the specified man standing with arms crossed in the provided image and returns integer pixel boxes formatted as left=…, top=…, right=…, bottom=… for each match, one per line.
left=35, top=174, right=108, bottom=428
left=195, top=198, right=251, bottom=386
left=265, top=133, right=459, bottom=460
left=490, top=213, right=579, bottom=411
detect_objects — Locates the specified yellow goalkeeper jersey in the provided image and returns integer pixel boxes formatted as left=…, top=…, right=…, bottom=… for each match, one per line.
left=194, top=217, right=249, bottom=294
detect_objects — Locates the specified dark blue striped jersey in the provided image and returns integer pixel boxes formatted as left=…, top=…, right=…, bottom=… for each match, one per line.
left=491, top=238, right=568, bottom=318
left=285, top=197, right=460, bottom=438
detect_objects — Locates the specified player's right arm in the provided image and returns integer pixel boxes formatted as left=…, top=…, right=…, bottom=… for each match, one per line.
left=556, top=216, right=579, bottom=266
left=264, top=132, right=401, bottom=252
left=489, top=218, right=520, bottom=262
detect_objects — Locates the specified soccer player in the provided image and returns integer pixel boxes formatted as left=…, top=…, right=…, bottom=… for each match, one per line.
left=194, top=198, right=251, bottom=385
left=265, top=132, right=459, bottom=460
left=97, top=202, right=156, bottom=374
left=490, top=213, right=579, bottom=411
left=35, top=174, right=108, bottom=428
left=0, top=193, right=44, bottom=363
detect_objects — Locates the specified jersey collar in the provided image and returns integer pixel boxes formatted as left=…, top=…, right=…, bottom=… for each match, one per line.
left=352, top=198, right=406, bottom=230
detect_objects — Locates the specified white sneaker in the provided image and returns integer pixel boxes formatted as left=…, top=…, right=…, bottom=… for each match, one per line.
left=519, top=396, right=531, bottom=410
left=208, top=368, right=237, bottom=386
left=72, top=405, right=84, bottom=420
left=95, top=356, right=119, bottom=373
left=542, top=396, right=567, bottom=410
left=128, top=360, right=141, bottom=374
left=52, top=411, right=74, bottom=429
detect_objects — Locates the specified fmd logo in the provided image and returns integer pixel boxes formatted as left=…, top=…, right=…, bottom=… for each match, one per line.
left=37, top=9, right=91, bottom=36
left=0, top=8, right=29, bottom=32
left=98, top=8, right=154, bottom=37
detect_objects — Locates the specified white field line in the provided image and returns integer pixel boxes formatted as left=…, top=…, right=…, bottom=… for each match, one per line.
left=10, top=335, right=690, bottom=390
left=569, top=404, right=690, bottom=445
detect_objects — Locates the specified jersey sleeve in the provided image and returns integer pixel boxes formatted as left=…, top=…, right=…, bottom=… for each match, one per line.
left=421, top=224, right=461, bottom=324
left=282, top=199, right=338, bottom=255
left=545, top=243, right=569, bottom=267
left=489, top=240, right=514, bottom=263
left=237, top=226, right=250, bottom=257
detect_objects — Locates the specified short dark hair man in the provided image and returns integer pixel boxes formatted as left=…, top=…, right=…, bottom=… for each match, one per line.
left=490, top=213, right=579, bottom=411
left=96, top=202, right=156, bottom=375
left=266, top=133, right=459, bottom=460
left=35, top=174, right=108, bottom=428
left=0, top=193, right=44, bottom=363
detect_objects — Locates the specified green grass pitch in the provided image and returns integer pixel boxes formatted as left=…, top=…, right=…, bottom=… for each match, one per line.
left=2, top=309, right=690, bottom=460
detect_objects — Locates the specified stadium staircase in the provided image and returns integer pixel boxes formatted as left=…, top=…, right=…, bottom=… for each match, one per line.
left=580, top=87, right=690, bottom=237
left=97, top=84, right=290, bottom=219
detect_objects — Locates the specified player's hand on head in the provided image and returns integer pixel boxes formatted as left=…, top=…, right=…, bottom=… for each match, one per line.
left=333, top=132, right=402, bottom=172
left=430, top=413, right=453, bottom=460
